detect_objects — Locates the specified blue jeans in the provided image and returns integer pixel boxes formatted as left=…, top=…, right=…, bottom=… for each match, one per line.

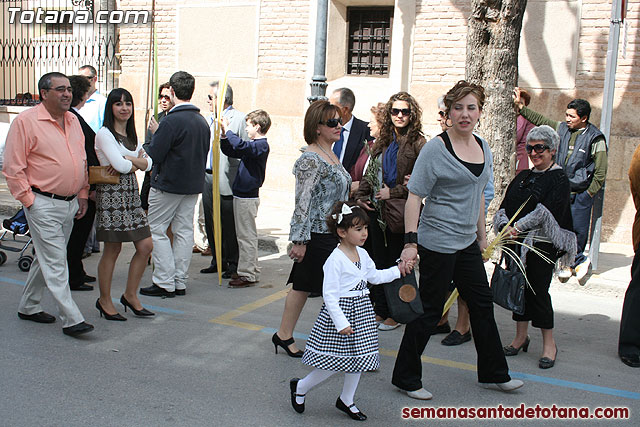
left=571, top=191, right=594, bottom=266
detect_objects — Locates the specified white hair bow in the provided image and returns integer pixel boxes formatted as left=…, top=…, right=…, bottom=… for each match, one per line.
left=332, top=204, right=353, bottom=224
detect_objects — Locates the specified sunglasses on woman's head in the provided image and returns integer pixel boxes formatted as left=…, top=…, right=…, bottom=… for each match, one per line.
left=391, top=108, right=411, bottom=116
left=320, top=117, right=343, bottom=128
left=526, top=144, right=550, bottom=154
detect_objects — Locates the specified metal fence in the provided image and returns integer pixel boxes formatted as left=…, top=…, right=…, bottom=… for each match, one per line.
left=0, top=0, right=119, bottom=106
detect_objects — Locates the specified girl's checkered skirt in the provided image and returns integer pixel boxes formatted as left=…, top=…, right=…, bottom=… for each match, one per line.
left=302, top=263, right=380, bottom=373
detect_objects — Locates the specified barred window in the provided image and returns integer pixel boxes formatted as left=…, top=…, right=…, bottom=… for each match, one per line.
left=347, top=7, right=393, bottom=76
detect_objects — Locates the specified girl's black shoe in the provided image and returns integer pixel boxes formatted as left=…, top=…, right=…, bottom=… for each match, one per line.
left=95, top=299, right=126, bottom=321
left=336, top=397, right=367, bottom=421
left=290, top=378, right=305, bottom=413
left=272, top=333, right=303, bottom=357
left=120, top=295, right=155, bottom=317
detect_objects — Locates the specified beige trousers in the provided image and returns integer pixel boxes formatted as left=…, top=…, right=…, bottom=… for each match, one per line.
left=233, top=197, right=260, bottom=281
left=19, top=194, right=85, bottom=327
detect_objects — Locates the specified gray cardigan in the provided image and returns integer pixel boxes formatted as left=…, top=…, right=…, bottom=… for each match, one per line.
left=407, top=135, right=492, bottom=254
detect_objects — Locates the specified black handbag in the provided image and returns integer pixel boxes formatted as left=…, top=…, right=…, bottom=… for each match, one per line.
left=383, top=270, right=424, bottom=324
left=490, top=256, right=526, bottom=315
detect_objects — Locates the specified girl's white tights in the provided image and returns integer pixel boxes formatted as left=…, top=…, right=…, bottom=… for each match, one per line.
left=296, top=368, right=362, bottom=412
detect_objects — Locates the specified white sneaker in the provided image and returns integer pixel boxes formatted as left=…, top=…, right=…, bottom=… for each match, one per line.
left=575, top=258, right=591, bottom=285
left=480, top=379, right=524, bottom=392
left=406, top=388, right=433, bottom=400
left=378, top=322, right=401, bottom=331
left=557, top=268, right=572, bottom=283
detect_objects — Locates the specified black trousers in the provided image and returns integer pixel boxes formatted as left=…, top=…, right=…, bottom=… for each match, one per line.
left=366, top=210, right=403, bottom=319
left=619, top=249, right=640, bottom=357
left=513, top=250, right=556, bottom=329
left=66, top=199, right=96, bottom=287
left=202, top=173, right=238, bottom=271
left=392, top=242, right=511, bottom=391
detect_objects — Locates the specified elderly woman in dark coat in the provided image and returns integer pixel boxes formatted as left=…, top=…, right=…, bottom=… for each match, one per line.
left=494, top=125, right=576, bottom=370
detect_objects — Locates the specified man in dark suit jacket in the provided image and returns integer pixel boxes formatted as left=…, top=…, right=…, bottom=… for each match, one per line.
left=329, top=88, right=372, bottom=177
left=66, top=75, right=100, bottom=291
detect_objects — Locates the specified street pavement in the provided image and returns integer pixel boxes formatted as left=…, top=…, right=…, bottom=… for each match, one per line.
left=0, top=177, right=638, bottom=426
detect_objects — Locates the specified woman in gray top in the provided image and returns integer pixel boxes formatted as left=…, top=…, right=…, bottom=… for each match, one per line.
left=272, top=100, right=351, bottom=357
left=392, top=81, right=523, bottom=400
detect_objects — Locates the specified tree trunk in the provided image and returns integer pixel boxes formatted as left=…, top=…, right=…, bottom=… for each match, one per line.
left=466, top=0, right=527, bottom=221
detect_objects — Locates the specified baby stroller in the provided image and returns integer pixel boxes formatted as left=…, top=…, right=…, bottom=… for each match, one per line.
left=0, top=208, right=34, bottom=271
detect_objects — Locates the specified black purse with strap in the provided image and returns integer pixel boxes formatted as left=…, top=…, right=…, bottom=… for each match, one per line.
left=383, top=270, right=424, bottom=324
left=490, top=255, right=526, bottom=315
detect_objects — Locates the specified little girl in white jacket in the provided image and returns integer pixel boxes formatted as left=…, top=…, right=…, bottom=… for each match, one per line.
left=289, top=201, right=413, bottom=420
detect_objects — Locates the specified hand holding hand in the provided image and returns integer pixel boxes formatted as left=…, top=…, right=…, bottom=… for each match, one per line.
left=398, top=246, right=418, bottom=276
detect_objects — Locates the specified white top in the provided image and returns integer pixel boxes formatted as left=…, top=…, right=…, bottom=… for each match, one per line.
left=95, top=127, right=152, bottom=174
left=322, top=245, right=400, bottom=332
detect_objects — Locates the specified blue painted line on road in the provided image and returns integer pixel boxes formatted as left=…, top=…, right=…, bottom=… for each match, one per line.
left=258, top=327, right=639, bottom=400
left=0, top=276, right=25, bottom=286
left=511, top=371, right=640, bottom=400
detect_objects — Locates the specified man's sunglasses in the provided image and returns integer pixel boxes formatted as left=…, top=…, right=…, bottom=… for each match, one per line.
left=159, top=95, right=170, bottom=101
left=391, top=108, right=411, bottom=116
left=207, top=94, right=215, bottom=101
left=525, top=143, right=551, bottom=154
left=438, top=111, right=446, bottom=117
left=320, top=117, right=343, bottom=128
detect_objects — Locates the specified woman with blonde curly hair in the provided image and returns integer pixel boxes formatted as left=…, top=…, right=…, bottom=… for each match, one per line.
left=354, top=92, right=426, bottom=331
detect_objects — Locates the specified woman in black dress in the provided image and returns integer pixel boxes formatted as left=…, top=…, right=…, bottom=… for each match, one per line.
left=494, top=125, right=577, bottom=369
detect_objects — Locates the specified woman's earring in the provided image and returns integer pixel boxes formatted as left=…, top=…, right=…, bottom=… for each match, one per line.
left=445, top=117, right=453, bottom=128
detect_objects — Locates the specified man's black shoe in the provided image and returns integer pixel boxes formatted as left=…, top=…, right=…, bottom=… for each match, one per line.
left=221, top=270, right=236, bottom=279
left=620, top=354, right=640, bottom=368
left=441, top=330, right=471, bottom=346
left=200, top=265, right=219, bottom=274
left=83, top=275, right=97, bottom=283
left=18, top=311, right=56, bottom=324
left=63, top=321, right=94, bottom=337
left=70, top=283, right=94, bottom=291
left=140, top=284, right=175, bottom=298
left=175, top=289, right=186, bottom=296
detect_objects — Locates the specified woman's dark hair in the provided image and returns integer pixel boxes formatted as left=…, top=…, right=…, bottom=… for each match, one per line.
left=326, top=201, right=369, bottom=237
left=104, top=88, right=137, bottom=147
left=303, top=100, right=342, bottom=145
left=68, top=75, right=90, bottom=108
left=375, top=92, right=423, bottom=156
left=443, top=80, right=486, bottom=117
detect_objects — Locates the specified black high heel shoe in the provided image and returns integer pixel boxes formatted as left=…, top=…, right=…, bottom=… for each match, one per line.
left=503, top=336, right=530, bottom=356
left=539, top=345, right=557, bottom=369
left=290, top=378, right=305, bottom=413
left=120, top=295, right=155, bottom=317
left=95, top=299, right=126, bottom=321
left=336, top=397, right=367, bottom=421
left=272, top=333, right=303, bottom=358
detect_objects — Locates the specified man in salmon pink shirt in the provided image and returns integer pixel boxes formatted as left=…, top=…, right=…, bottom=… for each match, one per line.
left=2, top=72, right=94, bottom=337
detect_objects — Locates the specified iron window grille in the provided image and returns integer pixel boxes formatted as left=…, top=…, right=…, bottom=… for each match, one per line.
left=347, top=7, right=393, bottom=76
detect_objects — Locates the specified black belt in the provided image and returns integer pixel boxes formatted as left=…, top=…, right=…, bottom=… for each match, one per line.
left=205, top=169, right=213, bottom=174
left=31, top=186, right=76, bottom=201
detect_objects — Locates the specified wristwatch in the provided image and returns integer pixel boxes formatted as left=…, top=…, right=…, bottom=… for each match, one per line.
left=292, top=240, right=309, bottom=246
